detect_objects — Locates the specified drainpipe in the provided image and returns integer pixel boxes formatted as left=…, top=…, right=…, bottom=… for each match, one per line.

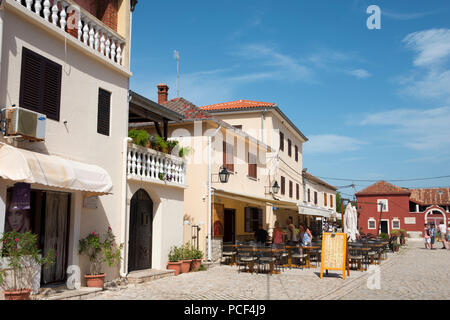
left=120, top=137, right=132, bottom=277
left=0, top=6, right=4, bottom=92
left=207, top=124, right=222, bottom=261
left=261, top=109, right=266, bottom=144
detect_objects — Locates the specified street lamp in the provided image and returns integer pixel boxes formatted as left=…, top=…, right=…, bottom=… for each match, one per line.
left=218, top=167, right=230, bottom=183
left=272, top=181, right=280, bottom=194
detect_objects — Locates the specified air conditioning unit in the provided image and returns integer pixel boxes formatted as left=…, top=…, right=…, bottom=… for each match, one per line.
left=2, top=107, right=46, bottom=141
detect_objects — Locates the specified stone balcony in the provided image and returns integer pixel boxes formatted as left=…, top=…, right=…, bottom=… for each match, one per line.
left=6, top=0, right=127, bottom=69
left=127, top=143, right=187, bottom=188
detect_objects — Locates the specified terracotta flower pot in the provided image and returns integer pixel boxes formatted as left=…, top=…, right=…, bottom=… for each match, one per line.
left=167, top=261, right=182, bottom=276
left=3, top=288, right=32, bottom=300
left=181, top=260, right=192, bottom=273
left=191, top=259, right=202, bottom=272
left=84, top=274, right=106, bottom=288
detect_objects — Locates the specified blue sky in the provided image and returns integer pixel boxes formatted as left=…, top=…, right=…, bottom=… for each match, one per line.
left=129, top=0, right=450, bottom=196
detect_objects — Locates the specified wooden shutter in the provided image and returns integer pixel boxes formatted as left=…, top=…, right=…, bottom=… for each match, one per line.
left=314, top=191, right=317, bottom=205
left=308, top=189, right=310, bottom=202
left=288, top=139, right=292, bottom=157
left=295, top=145, right=298, bottom=162
left=20, top=47, right=62, bottom=121
left=324, top=193, right=327, bottom=206
left=97, top=88, right=111, bottom=136
left=258, top=208, right=263, bottom=230
left=296, top=183, right=299, bottom=200
left=245, top=207, right=251, bottom=233
left=223, top=141, right=234, bottom=172
left=330, top=195, right=333, bottom=208
left=279, top=132, right=284, bottom=151
left=289, top=181, right=293, bottom=198
left=281, top=176, right=285, bottom=195
left=248, top=152, right=257, bottom=179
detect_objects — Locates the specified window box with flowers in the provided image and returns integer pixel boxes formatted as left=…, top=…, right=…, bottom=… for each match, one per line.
left=78, top=227, right=123, bottom=288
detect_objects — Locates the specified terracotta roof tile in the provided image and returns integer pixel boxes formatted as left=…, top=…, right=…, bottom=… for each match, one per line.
left=162, top=98, right=213, bottom=120
left=355, top=181, right=411, bottom=196
left=200, top=100, right=275, bottom=111
left=409, top=188, right=450, bottom=205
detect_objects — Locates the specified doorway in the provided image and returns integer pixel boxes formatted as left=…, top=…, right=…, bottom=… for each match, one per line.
left=380, top=220, right=389, bottom=234
left=223, top=209, right=236, bottom=243
left=128, top=189, right=153, bottom=272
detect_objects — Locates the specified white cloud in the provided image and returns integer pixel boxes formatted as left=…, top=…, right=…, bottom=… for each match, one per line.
left=304, top=134, right=367, bottom=155
left=347, top=69, right=371, bottom=79
left=403, top=29, right=450, bottom=67
left=358, top=106, right=450, bottom=151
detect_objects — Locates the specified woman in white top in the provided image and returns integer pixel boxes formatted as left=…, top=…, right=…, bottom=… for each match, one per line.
left=286, top=218, right=297, bottom=243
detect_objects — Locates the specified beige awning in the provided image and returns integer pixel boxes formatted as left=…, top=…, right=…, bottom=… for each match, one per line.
left=298, top=204, right=333, bottom=218
left=0, top=144, right=112, bottom=195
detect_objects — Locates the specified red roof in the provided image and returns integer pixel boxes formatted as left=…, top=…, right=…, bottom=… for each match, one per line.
left=162, top=98, right=213, bottom=120
left=200, top=100, right=275, bottom=111
left=409, top=188, right=450, bottom=206
left=355, top=181, right=411, bottom=196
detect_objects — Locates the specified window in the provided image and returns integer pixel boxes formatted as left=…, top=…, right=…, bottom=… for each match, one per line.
left=289, top=180, right=293, bottom=198
left=20, top=47, right=62, bottom=121
left=279, top=132, right=284, bottom=151
left=281, top=176, right=285, bottom=195
left=288, top=139, right=292, bottom=157
left=377, top=199, right=388, bottom=212
left=392, top=219, right=400, bottom=229
left=97, top=88, right=111, bottom=136
left=368, top=218, right=376, bottom=230
left=244, top=207, right=263, bottom=233
left=314, top=191, right=318, bottom=205
left=308, top=189, right=310, bottom=202
left=296, top=183, right=299, bottom=200
left=223, top=141, right=234, bottom=172
left=233, top=125, right=242, bottom=130
left=248, top=152, right=257, bottom=179
left=330, top=195, right=333, bottom=208
left=295, top=145, right=298, bottom=162
left=324, top=193, right=327, bottom=206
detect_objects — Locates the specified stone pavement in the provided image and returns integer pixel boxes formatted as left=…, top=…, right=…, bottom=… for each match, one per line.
left=87, top=239, right=450, bottom=300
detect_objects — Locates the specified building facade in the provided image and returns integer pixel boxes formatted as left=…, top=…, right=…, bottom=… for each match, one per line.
left=356, top=181, right=450, bottom=238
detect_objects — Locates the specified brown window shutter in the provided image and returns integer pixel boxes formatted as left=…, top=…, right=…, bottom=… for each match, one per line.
left=296, top=183, right=299, bottom=200
left=289, top=180, right=293, bottom=198
left=308, top=189, right=310, bottom=202
left=97, top=88, right=111, bottom=136
left=281, top=176, right=285, bottom=195
left=288, top=139, right=292, bottom=157
left=324, top=193, right=327, bottom=206
left=258, top=208, right=263, bottom=230
left=20, top=47, right=62, bottom=121
left=314, top=191, right=317, bottom=205
left=330, top=195, right=333, bottom=208
left=244, top=207, right=251, bottom=233
left=248, top=152, right=257, bottom=179
left=223, top=141, right=234, bottom=172
left=295, top=145, right=298, bottom=162
left=279, top=132, right=284, bottom=151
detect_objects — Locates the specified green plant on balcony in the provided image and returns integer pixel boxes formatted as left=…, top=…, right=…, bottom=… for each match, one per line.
left=178, top=146, right=190, bottom=158
left=128, top=129, right=149, bottom=147
left=149, top=135, right=168, bottom=153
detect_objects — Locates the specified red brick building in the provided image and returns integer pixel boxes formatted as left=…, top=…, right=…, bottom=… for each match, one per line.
left=355, top=181, right=450, bottom=237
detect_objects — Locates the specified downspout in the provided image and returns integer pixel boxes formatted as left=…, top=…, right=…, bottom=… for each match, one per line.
left=120, top=136, right=131, bottom=277
left=261, top=109, right=266, bottom=144
left=207, top=124, right=222, bottom=261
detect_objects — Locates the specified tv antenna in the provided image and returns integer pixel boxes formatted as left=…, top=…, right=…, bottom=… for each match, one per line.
left=174, top=50, right=180, bottom=97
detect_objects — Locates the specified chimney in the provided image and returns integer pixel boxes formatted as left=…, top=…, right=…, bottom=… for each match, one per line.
left=157, top=83, right=169, bottom=104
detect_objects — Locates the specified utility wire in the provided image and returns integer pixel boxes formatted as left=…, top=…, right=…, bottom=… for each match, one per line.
left=316, top=174, right=450, bottom=183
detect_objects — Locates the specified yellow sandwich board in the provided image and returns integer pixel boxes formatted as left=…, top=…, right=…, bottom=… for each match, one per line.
left=320, top=232, right=348, bottom=279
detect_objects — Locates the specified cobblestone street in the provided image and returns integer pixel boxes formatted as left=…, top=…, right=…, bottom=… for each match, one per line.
left=90, top=239, right=450, bottom=300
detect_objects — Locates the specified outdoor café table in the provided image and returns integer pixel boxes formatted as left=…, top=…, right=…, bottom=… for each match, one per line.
left=284, top=245, right=298, bottom=268
left=256, top=248, right=284, bottom=275
left=223, top=244, right=239, bottom=266
left=301, top=246, right=320, bottom=268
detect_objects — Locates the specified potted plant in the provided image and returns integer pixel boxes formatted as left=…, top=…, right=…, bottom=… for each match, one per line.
left=178, top=146, right=190, bottom=158
left=128, top=129, right=149, bottom=147
left=149, top=135, right=168, bottom=153
left=0, top=231, right=55, bottom=300
left=180, top=243, right=193, bottom=274
left=392, top=243, right=400, bottom=252
left=190, top=247, right=203, bottom=272
left=166, top=246, right=182, bottom=276
left=78, top=227, right=123, bottom=288
left=166, top=139, right=179, bottom=155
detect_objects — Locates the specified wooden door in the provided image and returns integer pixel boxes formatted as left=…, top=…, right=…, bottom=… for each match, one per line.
left=223, top=209, right=236, bottom=243
left=128, top=189, right=153, bottom=272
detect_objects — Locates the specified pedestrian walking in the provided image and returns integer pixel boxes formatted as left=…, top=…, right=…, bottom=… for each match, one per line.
left=430, top=223, right=436, bottom=249
left=438, top=220, right=448, bottom=249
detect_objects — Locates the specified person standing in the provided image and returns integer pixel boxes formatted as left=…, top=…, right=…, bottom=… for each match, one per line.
left=438, top=221, right=447, bottom=249
left=286, top=217, right=297, bottom=244
left=424, top=224, right=431, bottom=249
left=272, top=221, right=284, bottom=245
left=299, top=223, right=313, bottom=246
left=430, top=224, right=436, bottom=249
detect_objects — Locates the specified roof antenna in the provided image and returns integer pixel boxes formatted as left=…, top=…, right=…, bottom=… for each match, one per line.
left=174, top=50, right=180, bottom=98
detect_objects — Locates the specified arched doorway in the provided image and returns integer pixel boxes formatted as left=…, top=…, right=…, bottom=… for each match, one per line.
left=425, top=208, right=446, bottom=227
left=128, top=189, right=153, bottom=272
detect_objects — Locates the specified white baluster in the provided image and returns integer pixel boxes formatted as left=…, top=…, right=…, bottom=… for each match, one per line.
left=34, top=0, right=42, bottom=14
left=51, top=0, right=59, bottom=26
left=25, top=0, right=33, bottom=11
left=82, top=20, right=89, bottom=45
left=77, top=17, right=83, bottom=41
left=127, top=150, right=132, bottom=175
left=154, top=156, right=160, bottom=179
left=59, top=2, right=67, bottom=31
left=94, top=27, right=100, bottom=51
left=43, top=0, right=51, bottom=21
left=146, top=155, right=151, bottom=178
left=105, top=36, right=111, bottom=59
left=131, top=151, right=137, bottom=175
left=89, top=24, right=95, bottom=48
left=100, top=32, right=106, bottom=55
left=110, top=39, right=116, bottom=62
left=150, top=155, right=155, bottom=179
left=116, top=41, right=122, bottom=65
left=136, top=152, right=142, bottom=177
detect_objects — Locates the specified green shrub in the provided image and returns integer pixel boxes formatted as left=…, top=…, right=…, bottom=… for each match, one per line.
left=178, top=146, right=190, bottom=158
left=379, top=232, right=388, bottom=240
left=168, top=246, right=182, bottom=262
left=128, top=129, right=149, bottom=147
